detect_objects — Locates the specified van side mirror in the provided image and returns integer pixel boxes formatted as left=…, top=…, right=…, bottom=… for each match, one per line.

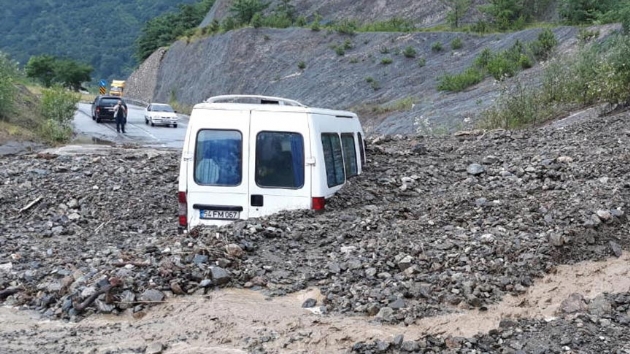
left=174, top=110, right=178, bottom=113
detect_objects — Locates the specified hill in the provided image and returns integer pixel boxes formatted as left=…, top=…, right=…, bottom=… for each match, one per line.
left=0, top=0, right=201, bottom=82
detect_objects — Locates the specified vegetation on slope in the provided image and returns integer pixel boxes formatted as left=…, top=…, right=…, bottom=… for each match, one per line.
left=0, top=53, right=79, bottom=144
left=0, top=0, right=202, bottom=81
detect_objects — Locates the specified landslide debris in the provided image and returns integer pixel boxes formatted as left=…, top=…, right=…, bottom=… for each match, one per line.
left=1, top=111, right=630, bottom=351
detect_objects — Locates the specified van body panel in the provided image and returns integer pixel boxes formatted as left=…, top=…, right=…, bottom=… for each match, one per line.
left=248, top=110, right=312, bottom=218
left=185, top=109, right=250, bottom=227
left=179, top=96, right=366, bottom=230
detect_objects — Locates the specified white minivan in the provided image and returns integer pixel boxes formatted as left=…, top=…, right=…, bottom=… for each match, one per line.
left=177, top=95, right=366, bottom=231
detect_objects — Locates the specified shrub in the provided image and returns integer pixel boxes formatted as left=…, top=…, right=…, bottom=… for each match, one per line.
left=431, top=41, right=443, bottom=52
left=230, top=0, right=268, bottom=25
left=335, top=19, right=358, bottom=35
left=343, top=39, right=354, bottom=50
left=437, top=67, right=484, bottom=92
left=403, top=46, right=417, bottom=58
left=451, top=37, right=463, bottom=50
left=251, top=13, right=263, bottom=28
left=39, top=85, right=80, bottom=142
left=335, top=46, right=345, bottom=56
left=474, top=48, right=493, bottom=68
left=381, top=57, right=393, bottom=65
left=379, top=46, right=390, bottom=54
left=518, top=54, right=533, bottom=69
left=0, top=52, right=18, bottom=120
left=577, top=28, right=600, bottom=44
left=360, top=18, right=415, bottom=32
left=486, top=55, right=517, bottom=80
left=529, top=29, right=557, bottom=60
left=371, top=80, right=381, bottom=90
left=365, top=77, right=374, bottom=83
left=310, top=14, right=322, bottom=31
left=349, top=57, right=359, bottom=63
left=418, top=57, right=426, bottom=67
left=297, top=61, right=306, bottom=70
left=296, top=16, right=307, bottom=27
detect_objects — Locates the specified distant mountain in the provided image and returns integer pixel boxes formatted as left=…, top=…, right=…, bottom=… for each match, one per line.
left=0, top=0, right=199, bottom=82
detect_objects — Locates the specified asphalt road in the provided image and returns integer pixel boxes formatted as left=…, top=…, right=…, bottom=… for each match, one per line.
left=74, top=103, right=188, bottom=149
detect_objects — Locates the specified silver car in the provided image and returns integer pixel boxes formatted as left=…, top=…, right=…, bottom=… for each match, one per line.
left=144, top=103, right=178, bottom=128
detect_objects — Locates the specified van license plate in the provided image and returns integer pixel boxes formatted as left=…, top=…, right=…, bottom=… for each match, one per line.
left=200, top=210, right=240, bottom=220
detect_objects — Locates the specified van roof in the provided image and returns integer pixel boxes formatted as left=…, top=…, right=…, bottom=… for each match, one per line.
left=193, top=95, right=358, bottom=118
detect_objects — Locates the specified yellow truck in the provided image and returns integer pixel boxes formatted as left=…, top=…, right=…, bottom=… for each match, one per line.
left=109, top=80, right=126, bottom=97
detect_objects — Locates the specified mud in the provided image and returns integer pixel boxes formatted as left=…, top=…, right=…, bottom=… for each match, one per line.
left=0, top=254, right=627, bottom=353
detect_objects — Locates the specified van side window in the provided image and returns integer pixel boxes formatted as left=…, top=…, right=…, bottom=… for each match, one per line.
left=358, top=132, right=366, bottom=166
left=255, top=131, right=305, bottom=188
left=194, top=130, right=242, bottom=186
left=321, top=133, right=345, bottom=187
left=341, top=133, right=358, bottom=177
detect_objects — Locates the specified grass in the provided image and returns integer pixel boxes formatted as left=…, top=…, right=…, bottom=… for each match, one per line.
left=356, top=97, right=415, bottom=115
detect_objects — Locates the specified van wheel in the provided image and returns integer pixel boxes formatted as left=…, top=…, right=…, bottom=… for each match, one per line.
left=92, top=114, right=95, bottom=120
left=96, top=116, right=101, bottom=123
left=173, top=124, right=178, bottom=128
left=145, top=118, right=148, bottom=125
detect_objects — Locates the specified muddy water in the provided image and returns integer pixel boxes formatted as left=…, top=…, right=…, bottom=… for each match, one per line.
left=0, top=255, right=628, bottom=353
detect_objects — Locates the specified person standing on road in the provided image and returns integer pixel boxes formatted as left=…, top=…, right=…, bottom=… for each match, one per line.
left=114, top=100, right=127, bottom=133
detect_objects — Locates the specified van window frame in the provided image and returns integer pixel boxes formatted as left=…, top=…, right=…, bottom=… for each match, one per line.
left=321, top=132, right=345, bottom=188
left=194, top=129, right=243, bottom=187
left=254, top=130, right=306, bottom=190
left=358, top=132, right=366, bottom=166
left=341, top=133, right=358, bottom=178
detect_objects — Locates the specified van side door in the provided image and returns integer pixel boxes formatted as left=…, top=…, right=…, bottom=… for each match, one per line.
left=248, top=110, right=311, bottom=218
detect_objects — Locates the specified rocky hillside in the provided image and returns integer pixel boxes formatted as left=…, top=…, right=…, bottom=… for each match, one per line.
left=1, top=107, right=630, bottom=352
left=125, top=0, right=616, bottom=135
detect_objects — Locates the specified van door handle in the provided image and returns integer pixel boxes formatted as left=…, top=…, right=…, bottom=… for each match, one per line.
left=251, top=195, right=263, bottom=207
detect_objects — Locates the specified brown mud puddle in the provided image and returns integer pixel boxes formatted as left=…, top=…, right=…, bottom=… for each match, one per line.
left=0, top=254, right=628, bottom=353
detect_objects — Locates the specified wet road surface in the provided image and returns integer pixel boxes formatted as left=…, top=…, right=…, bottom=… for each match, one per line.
left=74, top=103, right=188, bottom=148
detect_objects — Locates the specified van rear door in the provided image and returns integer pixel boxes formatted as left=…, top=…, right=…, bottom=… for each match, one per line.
left=248, top=110, right=311, bottom=218
left=186, top=109, right=250, bottom=227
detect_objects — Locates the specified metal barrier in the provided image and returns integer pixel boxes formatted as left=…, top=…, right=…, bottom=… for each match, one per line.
left=122, top=97, right=149, bottom=108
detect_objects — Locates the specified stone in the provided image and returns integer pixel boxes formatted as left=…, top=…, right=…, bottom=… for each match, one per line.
left=389, top=298, right=406, bottom=310
left=588, top=295, right=612, bottom=316
left=397, top=255, right=413, bottom=271
left=596, top=210, right=612, bottom=221
left=192, top=254, right=209, bottom=264
left=140, top=289, right=165, bottom=303
left=375, top=307, right=394, bottom=321
left=482, top=155, right=499, bottom=164
left=146, top=342, right=164, bottom=354
left=302, top=298, right=317, bottom=308
left=467, top=163, right=485, bottom=176
left=610, top=241, right=622, bottom=258
left=210, top=266, right=231, bottom=285
left=559, top=293, right=587, bottom=314
left=401, top=341, right=420, bottom=352
left=392, top=334, right=404, bottom=347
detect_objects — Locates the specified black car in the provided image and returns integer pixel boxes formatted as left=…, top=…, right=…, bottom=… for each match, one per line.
left=91, top=96, right=127, bottom=123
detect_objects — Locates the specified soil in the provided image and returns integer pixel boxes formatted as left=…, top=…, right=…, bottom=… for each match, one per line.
left=0, top=254, right=628, bottom=354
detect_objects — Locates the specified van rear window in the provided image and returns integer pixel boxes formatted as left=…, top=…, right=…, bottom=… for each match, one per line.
left=358, top=133, right=366, bottom=166
left=194, top=130, right=242, bottom=186
left=341, top=134, right=358, bottom=177
left=321, top=133, right=345, bottom=187
left=255, top=132, right=304, bottom=188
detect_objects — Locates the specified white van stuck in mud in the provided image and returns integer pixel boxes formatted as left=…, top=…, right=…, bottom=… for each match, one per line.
left=177, top=95, right=366, bottom=231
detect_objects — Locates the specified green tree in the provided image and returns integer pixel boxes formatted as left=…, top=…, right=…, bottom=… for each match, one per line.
left=443, top=0, right=470, bottom=28
left=559, top=0, right=616, bottom=24
left=25, top=55, right=57, bottom=87
left=229, top=0, right=269, bottom=25
left=0, top=52, right=18, bottom=120
left=482, top=0, right=526, bottom=30
left=54, top=59, right=93, bottom=91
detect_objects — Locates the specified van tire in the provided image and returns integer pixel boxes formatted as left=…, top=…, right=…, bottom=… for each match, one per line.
left=96, top=116, right=101, bottom=123
left=173, top=124, right=178, bottom=128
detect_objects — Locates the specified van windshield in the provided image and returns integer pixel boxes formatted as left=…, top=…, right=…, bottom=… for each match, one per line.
left=194, top=130, right=242, bottom=186
left=255, top=132, right=304, bottom=188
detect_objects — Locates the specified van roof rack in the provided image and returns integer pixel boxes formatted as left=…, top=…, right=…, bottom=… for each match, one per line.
left=205, top=95, right=306, bottom=107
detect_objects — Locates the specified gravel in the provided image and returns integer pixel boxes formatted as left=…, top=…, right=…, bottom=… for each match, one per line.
left=2, top=110, right=630, bottom=351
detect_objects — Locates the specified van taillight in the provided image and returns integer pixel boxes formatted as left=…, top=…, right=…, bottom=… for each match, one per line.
left=178, top=191, right=187, bottom=227
left=96, top=107, right=100, bottom=113
left=312, top=197, right=325, bottom=211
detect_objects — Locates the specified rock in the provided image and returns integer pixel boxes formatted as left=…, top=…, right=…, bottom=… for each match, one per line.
left=192, top=254, right=209, bottom=264
left=328, top=262, right=341, bottom=274
left=140, top=289, right=165, bottom=303
left=548, top=233, right=565, bottom=247
left=375, top=339, right=390, bottom=352
left=392, top=334, right=404, bottom=347
left=480, top=234, right=495, bottom=243
left=225, top=244, right=244, bottom=258
left=596, top=210, right=612, bottom=221
left=95, top=299, right=115, bottom=313
left=397, top=255, right=413, bottom=271
left=209, top=266, right=231, bottom=285
left=375, top=307, right=394, bottom=321
left=302, top=298, right=317, bottom=308
left=557, top=156, right=573, bottom=163
left=401, top=341, right=420, bottom=352
left=482, top=155, right=499, bottom=164
left=559, top=293, right=588, bottom=314
left=588, top=295, right=612, bottom=316
left=199, top=279, right=213, bottom=288
left=389, top=298, right=406, bottom=310
left=146, top=342, right=164, bottom=354
left=119, top=290, right=135, bottom=310
left=610, top=241, right=622, bottom=257
left=467, top=163, right=485, bottom=176
left=67, top=199, right=79, bottom=209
